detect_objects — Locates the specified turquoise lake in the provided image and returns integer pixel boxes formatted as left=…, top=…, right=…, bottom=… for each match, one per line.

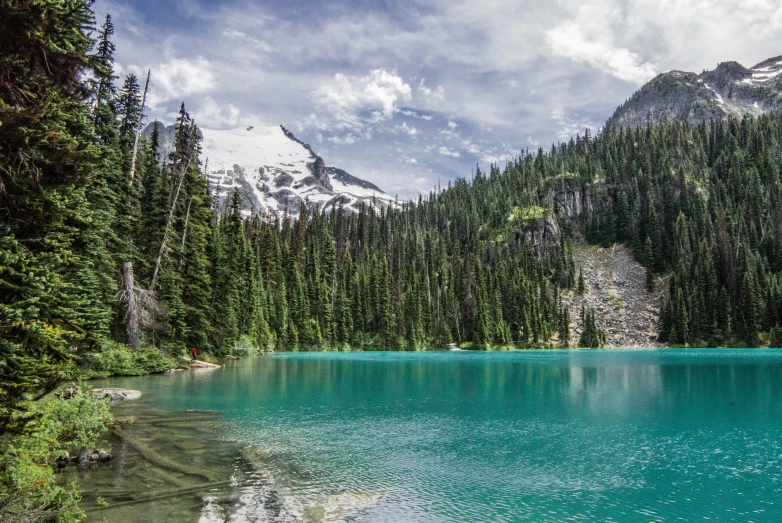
left=77, top=350, right=782, bottom=522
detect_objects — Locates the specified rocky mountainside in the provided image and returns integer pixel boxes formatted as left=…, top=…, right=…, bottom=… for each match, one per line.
left=144, top=122, right=394, bottom=216
left=563, top=246, right=666, bottom=348
left=607, top=55, right=782, bottom=128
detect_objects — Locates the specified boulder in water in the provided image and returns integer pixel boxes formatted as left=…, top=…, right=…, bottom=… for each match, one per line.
left=89, top=388, right=142, bottom=400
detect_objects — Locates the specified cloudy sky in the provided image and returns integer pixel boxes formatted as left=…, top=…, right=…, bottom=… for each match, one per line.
left=98, top=0, right=782, bottom=197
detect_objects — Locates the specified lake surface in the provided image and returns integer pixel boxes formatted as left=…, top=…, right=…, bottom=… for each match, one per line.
left=74, top=350, right=782, bottom=522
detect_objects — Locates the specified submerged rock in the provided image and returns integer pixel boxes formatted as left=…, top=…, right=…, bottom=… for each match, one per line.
left=78, top=446, right=91, bottom=465
left=89, top=388, right=142, bottom=400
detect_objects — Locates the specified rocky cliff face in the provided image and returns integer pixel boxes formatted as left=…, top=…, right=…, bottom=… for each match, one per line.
left=540, top=178, right=594, bottom=218
left=143, top=123, right=394, bottom=216
left=518, top=178, right=619, bottom=256
left=607, top=55, right=782, bottom=128
left=515, top=215, right=560, bottom=257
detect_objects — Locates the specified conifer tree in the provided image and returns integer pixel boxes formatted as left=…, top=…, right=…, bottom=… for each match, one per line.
left=577, top=267, right=586, bottom=294
left=560, top=305, right=571, bottom=348
left=645, top=237, right=655, bottom=292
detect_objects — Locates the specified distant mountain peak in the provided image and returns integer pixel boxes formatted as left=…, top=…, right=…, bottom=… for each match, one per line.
left=607, top=54, right=782, bottom=128
left=144, top=123, right=394, bottom=216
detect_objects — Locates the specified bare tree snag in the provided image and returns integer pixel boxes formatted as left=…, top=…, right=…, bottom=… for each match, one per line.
left=129, top=70, right=151, bottom=181
left=149, top=120, right=197, bottom=290
left=122, top=262, right=140, bottom=350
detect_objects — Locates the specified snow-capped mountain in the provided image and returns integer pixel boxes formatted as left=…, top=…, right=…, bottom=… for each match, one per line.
left=607, top=55, right=782, bottom=128
left=144, top=122, right=394, bottom=216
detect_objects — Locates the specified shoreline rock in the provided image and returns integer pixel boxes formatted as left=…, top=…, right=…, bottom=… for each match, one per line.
left=89, top=388, right=142, bottom=401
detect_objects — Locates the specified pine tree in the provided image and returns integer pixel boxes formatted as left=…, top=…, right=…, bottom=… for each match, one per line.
left=578, top=308, right=603, bottom=348
left=560, top=305, right=571, bottom=348
left=770, top=325, right=782, bottom=348
left=116, top=73, right=143, bottom=157
left=0, top=0, right=108, bottom=430
left=645, top=236, right=655, bottom=292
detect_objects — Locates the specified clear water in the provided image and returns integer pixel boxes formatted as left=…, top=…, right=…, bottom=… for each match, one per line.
left=75, top=350, right=782, bottom=522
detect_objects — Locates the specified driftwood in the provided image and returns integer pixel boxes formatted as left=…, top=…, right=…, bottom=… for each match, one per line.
left=181, top=357, right=222, bottom=369
left=111, top=425, right=217, bottom=482
left=84, top=480, right=233, bottom=512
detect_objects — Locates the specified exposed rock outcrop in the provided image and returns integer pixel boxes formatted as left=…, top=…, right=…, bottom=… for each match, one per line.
left=562, top=245, right=667, bottom=348
left=540, top=178, right=594, bottom=218
left=307, top=156, right=333, bottom=192
left=89, top=388, right=142, bottom=400
left=515, top=215, right=560, bottom=257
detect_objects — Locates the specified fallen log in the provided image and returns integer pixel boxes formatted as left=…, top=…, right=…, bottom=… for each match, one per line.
left=180, top=357, right=222, bottom=369
left=84, top=480, right=234, bottom=512
left=111, top=425, right=218, bottom=482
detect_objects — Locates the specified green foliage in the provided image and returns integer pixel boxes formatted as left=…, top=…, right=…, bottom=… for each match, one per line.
left=0, top=391, right=111, bottom=523
left=508, top=205, right=547, bottom=225
left=578, top=308, right=605, bottom=348
left=80, top=343, right=174, bottom=378
left=0, top=0, right=111, bottom=433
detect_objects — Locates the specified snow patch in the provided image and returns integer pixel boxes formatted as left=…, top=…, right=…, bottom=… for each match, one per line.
left=200, top=125, right=393, bottom=216
left=703, top=83, right=724, bottom=105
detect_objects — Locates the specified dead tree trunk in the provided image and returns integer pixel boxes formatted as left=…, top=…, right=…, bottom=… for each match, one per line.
left=149, top=121, right=197, bottom=291
left=129, top=70, right=151, bottom=181
left=122, top=262, right=140, bottom=350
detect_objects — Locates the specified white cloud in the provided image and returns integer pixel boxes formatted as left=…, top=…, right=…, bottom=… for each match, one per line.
left=328, top=133, right=360, bottom=145
left=417, top=79, right=445, bottom=102
left=128, top=57, right=216, bottom=109
left=462, top=140, right=481, bottom=155
left=222, top=29, right=272, bottom=53
left=192, top=96, right=242, bottom=127
left=438, top=146, right=461, bottom=158
left=401, top=109, right=435, bottom=121
left=551, top=107, right=598, bottom=142
left=414, top=177, right=432, bottom=192
left=309, top=69, right=412, bottom=135
left=394, top=121, right=419, bottom=137
left=439, top=127, right=459, bottom=139
left=546, top=21, right=656, bottom=84
left=447, top=121, right=458, bottom=129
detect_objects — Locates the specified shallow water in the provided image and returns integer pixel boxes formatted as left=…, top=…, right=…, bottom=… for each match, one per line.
left=72, top=349, right=782, bottom=522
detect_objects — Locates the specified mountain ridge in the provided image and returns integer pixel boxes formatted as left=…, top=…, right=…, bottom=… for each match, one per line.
left=607, top=54, right=782, bottom=128
left=143, top=122, right=393, bottom=216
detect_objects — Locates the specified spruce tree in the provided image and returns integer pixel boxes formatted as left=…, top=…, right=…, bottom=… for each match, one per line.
left=645, top=236, right=655, bottom=292
left=577, top=267, right=586, bottom=294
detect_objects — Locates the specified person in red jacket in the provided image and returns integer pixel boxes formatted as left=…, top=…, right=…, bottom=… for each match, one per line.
left=191, top=347, right=198, bottom=363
